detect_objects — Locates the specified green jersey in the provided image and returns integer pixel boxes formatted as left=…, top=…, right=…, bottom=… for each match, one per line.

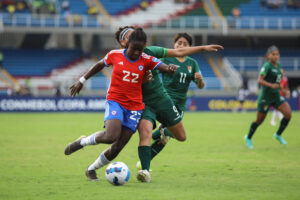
left=142, top=46, right=169, bottom=104
left=160, top=56, right=201, bottom=111
left=259, top=61, right=282, bottom=99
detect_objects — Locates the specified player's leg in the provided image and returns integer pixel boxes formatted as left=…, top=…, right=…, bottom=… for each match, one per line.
left=86, top=127, right=133, bottom=181
left=138, top=118, right=154, bottom=172
left=244, top=111, right=267, bottom=149
left=273, top=102, right=291, bottom=145
left=64, top=100, right=123, bottom=155
left=166, top=121, right=186, bottom=141
left=270, top=109, right=277, bottom=126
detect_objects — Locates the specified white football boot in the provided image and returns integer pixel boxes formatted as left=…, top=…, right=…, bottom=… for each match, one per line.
left=136, top=170, right=151, bottom=183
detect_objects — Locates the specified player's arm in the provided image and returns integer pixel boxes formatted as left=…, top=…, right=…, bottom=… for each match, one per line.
left=70, top=60, right=106, bottom=97
left=166, top=45, right=224, bottom=57
left=157, top=63, right=177, bottom=74
left=195, top=73, right=205, bottom=89
left=258, top=75, right=279, bottom=89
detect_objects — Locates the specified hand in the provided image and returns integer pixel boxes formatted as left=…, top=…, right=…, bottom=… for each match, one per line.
left=70, top=81, right=83, bottom=97
left=194, top=72, right=203, bottom=82
left=142, top=70, right=154, bottom=83
left=167, top=64, right=178, bottom=74
left=203, top=44, right=224, bottom=52
left=271, top=83, right=280, bottom=89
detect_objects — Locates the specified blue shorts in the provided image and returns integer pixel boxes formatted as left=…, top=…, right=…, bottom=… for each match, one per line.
left=104, top=100, right=143, bottom=133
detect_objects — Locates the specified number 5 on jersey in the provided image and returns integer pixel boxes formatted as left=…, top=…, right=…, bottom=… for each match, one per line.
left=123, top=70, right=139, bottom=83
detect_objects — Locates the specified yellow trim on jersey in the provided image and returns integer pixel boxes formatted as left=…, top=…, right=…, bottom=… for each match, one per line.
left=163, top=48, right=168, bottom=58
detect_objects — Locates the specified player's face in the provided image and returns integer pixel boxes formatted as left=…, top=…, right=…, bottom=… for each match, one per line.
left=126, top=42, right=145, bottom=60
left=174, top=37, right=190, bottom=49
left=268, top=50, right=280, bottom=63
left=120, top=30, right=134, bottom=48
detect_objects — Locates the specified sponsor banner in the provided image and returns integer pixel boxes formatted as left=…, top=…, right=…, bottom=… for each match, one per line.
left=186, top=96, right=299, bottom=111
left=0, top=97, right=106, bottom=112
left=0, top=96, right=298, bottom=112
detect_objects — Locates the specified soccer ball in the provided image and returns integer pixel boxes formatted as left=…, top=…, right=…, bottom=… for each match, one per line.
left=105, top=162, right=130, bottom=186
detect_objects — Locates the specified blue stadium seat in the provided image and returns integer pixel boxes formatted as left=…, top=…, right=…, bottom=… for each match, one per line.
left=2, top=49, right=83, bottom=76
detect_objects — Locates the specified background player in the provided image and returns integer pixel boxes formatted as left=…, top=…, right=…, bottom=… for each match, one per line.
left=65, top=28, right=177, bottom=181
left=148, top=32, right=205, bottom=163
left=270, top=68, right=290, bottom=126
left=244, top=46, right=292, bottom=149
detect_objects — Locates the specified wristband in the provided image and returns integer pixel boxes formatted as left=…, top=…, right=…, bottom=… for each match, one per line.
left=79, top=76, right=86, bottom=84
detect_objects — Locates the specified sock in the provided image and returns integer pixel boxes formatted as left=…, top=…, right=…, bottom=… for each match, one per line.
left=152, top=129, right=161, bottom=140
left=151, top=140, right=165, bottom=160
left=164, top=128, right=174, bottom=138
left=152, top=128, right=174, bottom=140
left=88, top=152, right=110, bottom=171
left=247, top=122, right=259, bottom=139
left=276, top=118, right=290, bottom=136
left=271, top=110, right=277, bottom=122
left=138, top=146, right=151, bottom=171
left=80, top=133, right=97, bottom=146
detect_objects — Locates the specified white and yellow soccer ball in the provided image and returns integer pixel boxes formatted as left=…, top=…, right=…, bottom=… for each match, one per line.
left=105, top=162, right=130, bottom=186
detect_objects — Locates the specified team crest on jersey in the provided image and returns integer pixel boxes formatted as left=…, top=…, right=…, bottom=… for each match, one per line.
left=138, top=65, right=144, bottom=71
left=152, top=57, right=159, bottom=62
left=111, top=110, right=117, bottom=115
left=187, top=65, right=192, bottom=73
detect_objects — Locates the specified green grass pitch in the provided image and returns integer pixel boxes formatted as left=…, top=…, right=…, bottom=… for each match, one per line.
left=1, top=112, right=300, bottom=200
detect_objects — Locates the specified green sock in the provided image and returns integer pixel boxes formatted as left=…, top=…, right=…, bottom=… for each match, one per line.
left=164, top=128, right=174, bottom=138
left=152, top=128, right=174, bottom=140
left=151, top=140, right=165, bottom=160
left=247, top=122, right=258, bottom=139
left=138, top=146, right=151, bottom=171
left=276, top=118, right=290, bottom=136
left=152, top=129, right=161, bottom=140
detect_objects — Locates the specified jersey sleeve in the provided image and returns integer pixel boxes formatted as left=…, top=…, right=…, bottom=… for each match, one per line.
left=103, top=51, right=113, bottom=67
left=259, top=62, right=269, bottom=76
left=144, top=46, right=168, bottom=58
left=147, top=56, right=162, bottom=71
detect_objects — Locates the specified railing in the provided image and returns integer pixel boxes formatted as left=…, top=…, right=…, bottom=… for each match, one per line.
left=0, top=13, right=108, bottom=28
left=226, top=57, right=300, bottom=71
left=1, top=14, right=300, bottom=30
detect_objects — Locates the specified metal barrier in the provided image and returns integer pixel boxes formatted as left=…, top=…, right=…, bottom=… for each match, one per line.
left=1, top=14, right=300, bottom=30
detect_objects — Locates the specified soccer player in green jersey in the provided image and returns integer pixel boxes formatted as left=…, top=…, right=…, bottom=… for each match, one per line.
left=64, top=26, right=223, bottom=182
left=114, top=27, right=222, bottom=182
left=244, top=46, right=292, bottom=149
left=150, top=32, right=205, bottom=157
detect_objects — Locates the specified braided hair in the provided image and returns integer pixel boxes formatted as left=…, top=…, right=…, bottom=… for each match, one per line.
left=125, top=27, right=147, bottom=48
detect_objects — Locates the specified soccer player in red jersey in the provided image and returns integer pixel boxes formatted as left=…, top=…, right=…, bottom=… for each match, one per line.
left=65, top=28, right=177, bottom=181
left=270, top=68, right=290, bottom=126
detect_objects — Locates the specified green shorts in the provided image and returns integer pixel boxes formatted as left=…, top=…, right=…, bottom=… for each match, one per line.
left=141, top=98, right=182, bottom=129
left=257, top=94, right=286, bottom=113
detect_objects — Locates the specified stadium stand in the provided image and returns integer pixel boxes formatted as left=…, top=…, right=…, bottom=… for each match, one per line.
left=222, top=49, right=300, bottom=72
left=2, top=49, right=83, bottom=76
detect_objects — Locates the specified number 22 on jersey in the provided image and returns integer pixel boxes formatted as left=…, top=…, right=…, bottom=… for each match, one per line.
left=123, top=70, right=139, bottom=83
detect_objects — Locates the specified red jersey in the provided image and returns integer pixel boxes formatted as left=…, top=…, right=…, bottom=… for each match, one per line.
left=280, top=76, right=288, bottom=97
left=103, top=49, right=162, bottom=110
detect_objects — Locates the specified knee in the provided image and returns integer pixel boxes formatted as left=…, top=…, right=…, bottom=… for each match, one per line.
left=285, top=112, right=292, bottom=120
left=176, top=134, right=186, bottom=142
left=111, top=142, right=124, bottom=154
left=105, top=134, right=119, bottom=143
left=255, top=119, right=264, bottom=125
